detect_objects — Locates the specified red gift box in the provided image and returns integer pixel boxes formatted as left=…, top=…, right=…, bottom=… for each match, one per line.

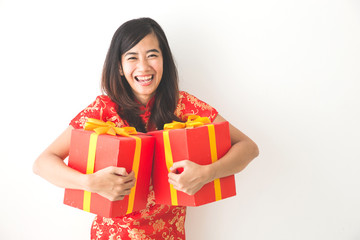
left=64, top=129, right=154, bottom=217
left=148, top=121, right=236, bottom=206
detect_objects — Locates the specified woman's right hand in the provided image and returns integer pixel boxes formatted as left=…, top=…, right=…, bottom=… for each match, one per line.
left=85, top=167, right=136, bottom=201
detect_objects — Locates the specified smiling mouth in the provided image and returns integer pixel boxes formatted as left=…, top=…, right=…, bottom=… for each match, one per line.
left=135, top=75, right=153, bottom=85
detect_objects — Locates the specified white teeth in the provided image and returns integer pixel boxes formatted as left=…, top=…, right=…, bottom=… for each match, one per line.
left=136, top=75, right=153, bottom=81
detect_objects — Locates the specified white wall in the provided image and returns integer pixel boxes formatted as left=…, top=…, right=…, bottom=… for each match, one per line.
left=1, top=0, right=359, bottom=239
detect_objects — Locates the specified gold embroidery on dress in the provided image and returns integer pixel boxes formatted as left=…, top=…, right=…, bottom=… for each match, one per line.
left=162, top=231, right=175, bottom=240
left=175, top=91, right=216, bottom=121
left=103, top=217, right=115, bottom=226
left=74, top=96, right=127, bottom=129
left=127, top=228, right=155, bottom=240
left=175, top=215, right=185, bottom=234
left=151, top=219, right=166, bottom=233
left=74, top=96, right=104, bottom=128
left=167, top=207, right=185, bottom=234
left=186, top=93, right=214, bottom=111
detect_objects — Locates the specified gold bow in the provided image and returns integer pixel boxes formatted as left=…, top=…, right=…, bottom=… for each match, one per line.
left=84, top=118, right=137, bottom=136
left=164, top=115, right=211, bottom=130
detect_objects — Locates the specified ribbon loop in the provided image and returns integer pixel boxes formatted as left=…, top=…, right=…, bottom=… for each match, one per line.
left=163, top=115, right=211, bottom=130
left=164, top=121, right=186, bottom=130
left=84, top=118, right=137, bottom=136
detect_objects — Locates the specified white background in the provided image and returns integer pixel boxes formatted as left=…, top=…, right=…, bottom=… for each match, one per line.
left=1, top=0, right=360, bottom=239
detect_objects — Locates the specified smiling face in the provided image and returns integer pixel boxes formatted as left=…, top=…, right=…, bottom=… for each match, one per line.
left=120, top=33, right=163, bottom=105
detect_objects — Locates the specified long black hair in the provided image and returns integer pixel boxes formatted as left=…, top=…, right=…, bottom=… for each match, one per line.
left=101, top=18, right=181, bottom=132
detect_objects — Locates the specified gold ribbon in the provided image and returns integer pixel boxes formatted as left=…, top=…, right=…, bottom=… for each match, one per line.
left=125, top=135, right=141, bottom=214
left=82, top=118, right=140, bottom=214
left=164, top=115, right=211, bottom=130
left=163, top=115, right=222, bottom=204
left=163, top=130, right=178, bottom=205
left=207, top=125, right=222, bottom=201
left=84, top=118, right=137, bottom=136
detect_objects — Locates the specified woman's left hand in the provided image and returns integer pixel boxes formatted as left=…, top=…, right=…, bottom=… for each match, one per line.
left=168, top=160, right=213, bottom=195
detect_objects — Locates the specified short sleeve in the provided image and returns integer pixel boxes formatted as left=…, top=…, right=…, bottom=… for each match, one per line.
left=175, top=91, right=218, bottom=122
left=69, top=95, right=124, bottom=129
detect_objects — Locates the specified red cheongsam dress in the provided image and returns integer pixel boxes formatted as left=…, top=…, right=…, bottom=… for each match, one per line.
left=70, top=91, right=218, bottom=240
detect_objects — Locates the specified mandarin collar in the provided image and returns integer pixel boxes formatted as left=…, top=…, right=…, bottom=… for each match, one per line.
left=138, top=95, right=155, bottom=112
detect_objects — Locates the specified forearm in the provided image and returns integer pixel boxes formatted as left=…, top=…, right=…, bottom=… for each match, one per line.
left=33, top=126, right=136, bottom=201
left=207, top=139, right=259, bottom=182
left=33, top=153, right=88, bottom=190
left=33, top=126, right=89, bottom=191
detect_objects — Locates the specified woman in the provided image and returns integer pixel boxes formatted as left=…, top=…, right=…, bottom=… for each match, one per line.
left=33, top=17, right=259, bottom=239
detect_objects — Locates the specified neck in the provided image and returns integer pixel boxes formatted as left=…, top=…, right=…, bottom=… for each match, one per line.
left=136, top=97, right=150, bottom=106
left=135, top=94, right=155, bottom=106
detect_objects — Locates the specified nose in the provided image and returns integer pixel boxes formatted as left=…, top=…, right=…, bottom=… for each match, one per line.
left=137, top=58, right=151, bottom=71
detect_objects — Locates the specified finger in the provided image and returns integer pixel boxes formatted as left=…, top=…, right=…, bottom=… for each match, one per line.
left=168, top=172, right=180, bottom=182
left=119, top=170, right=135, bottom=183
left=125, top=178, right=136, bottom=188
left=112, top=167, right=128, bottom=176
left=168, top=178, right=180, bottom=190
left=123, top=173, right=136, bottom=183
left=170, top=161, right=184, bottom=171
left=127, top=170, right=135, bottom=178
left=119, top=188, right=132, bottom=196
left=169, top=167, right=177, bottom=173
left=113, top=184, right=133, bottom=196
left=116, top=176, right=136, bottom=188
left=170, top=161, right=185, bottom=172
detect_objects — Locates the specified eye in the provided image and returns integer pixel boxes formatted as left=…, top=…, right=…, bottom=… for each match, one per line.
left=127, top=57, right=137, bottom=61
left=148, top=54, right=158, bottom=58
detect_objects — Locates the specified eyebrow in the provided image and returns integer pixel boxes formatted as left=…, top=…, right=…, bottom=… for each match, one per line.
left=124, top=49, right=160, bottom=57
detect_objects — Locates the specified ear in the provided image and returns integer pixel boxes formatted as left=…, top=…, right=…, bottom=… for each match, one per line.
left=119, top=64, right=124, bottom=76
